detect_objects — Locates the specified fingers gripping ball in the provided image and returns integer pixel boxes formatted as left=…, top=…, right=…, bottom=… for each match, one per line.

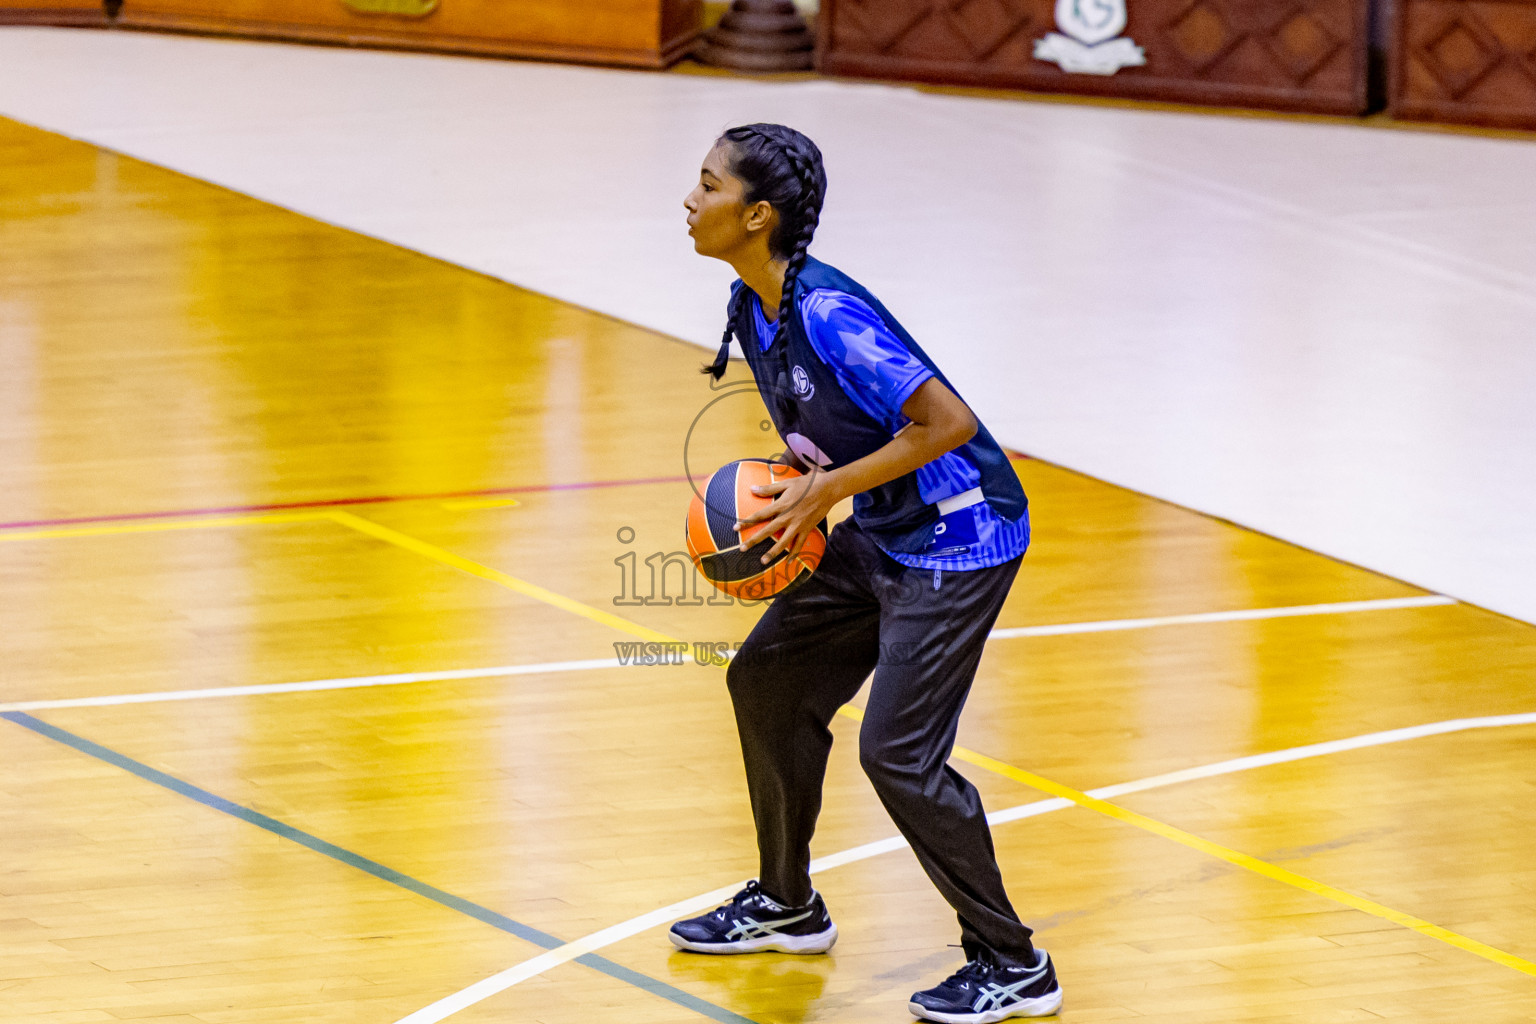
left=686, top=459, right=827, bottom=600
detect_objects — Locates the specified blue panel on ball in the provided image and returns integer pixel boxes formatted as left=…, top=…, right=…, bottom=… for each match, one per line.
left=705, top=460, right=743, bottom=553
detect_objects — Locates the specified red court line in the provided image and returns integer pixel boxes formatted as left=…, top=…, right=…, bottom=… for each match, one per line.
left=0, top=476, right=691, bottom=532
left=0, top=454, right=1034, bottom=533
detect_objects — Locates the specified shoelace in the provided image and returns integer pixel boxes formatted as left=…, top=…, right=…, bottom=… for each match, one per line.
left=706, top=880, right=765, bottom=924
left=951, top=959, right=993, bottom=984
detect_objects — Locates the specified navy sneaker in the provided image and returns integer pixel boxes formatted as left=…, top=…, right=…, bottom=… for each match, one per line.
left=668, top=880, right=838, bottom=954
left=909, top=949, right=1062, bottom=1023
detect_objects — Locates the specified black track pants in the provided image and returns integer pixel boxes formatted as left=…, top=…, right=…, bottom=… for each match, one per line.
left=725, top=517, right=1034, bottom=962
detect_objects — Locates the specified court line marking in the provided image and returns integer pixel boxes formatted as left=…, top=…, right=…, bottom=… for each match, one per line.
left=388, top=879, right=750, bottom=1024
left=3, top=503, right=1484, bottom=1005
left=389, top=710, right=1536, bottom=1024
left=0, top=595, right=1457, bottom=713
left=0, top=710, right=759, bottom=1024
left=0, top=660, right=628, bottom=713
left=0, top=494, right=1456, bottom=673
left=941, top=737, right=1536, bottom=979
left=988, top=594, right=1456, bottom=637
left=439, top=497, right=520, bottom=511
left=0, top=508, right=1501, bottom=1013
left=0, top=510, right=326, bottom=543
left=0, top=457, right=1039, bottom=535
left=0, top=505, right=676, bottom=646
left=324, top=510, right=677, bottom=644
left=0, top=474, right=690, bottom=533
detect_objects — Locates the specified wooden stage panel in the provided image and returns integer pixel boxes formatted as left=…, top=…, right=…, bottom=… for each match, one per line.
left=3, top=116, right=1536, bottom=1024
left=818, top=0, right=1372, bottom=115
left=1391, top=0, right=1536, bottom=130
left=114, top=0, right=703, bottom=68
left=0, top=0, right=107, bottom=26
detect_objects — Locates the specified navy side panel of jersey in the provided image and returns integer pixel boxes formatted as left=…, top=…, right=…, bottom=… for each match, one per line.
left=727, top=257, right=1027, bottom=556
left=750, top=289, right=1030, bottom=570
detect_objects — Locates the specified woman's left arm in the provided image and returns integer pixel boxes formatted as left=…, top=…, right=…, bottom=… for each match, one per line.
left=736, top=378, right=978, bottom=563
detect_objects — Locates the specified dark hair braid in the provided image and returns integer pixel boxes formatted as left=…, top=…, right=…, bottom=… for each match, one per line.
left=701, top=123, right=827, bottom=380
left=776, top=145, right=822, bottom=327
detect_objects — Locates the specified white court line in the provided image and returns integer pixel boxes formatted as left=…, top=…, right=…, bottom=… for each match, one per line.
left=0, top=659, right=625, bottom=713
left=390, top=878, right=746, bottom=1024
left=389, top=709, right=1536, bottom=1024
left=0, top=595, right=1455, bottom=713
left=987, top=594, right=1455, bottom=639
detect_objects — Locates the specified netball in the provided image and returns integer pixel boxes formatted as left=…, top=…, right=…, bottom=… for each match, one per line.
left=686, top=457, right=826, bottom=600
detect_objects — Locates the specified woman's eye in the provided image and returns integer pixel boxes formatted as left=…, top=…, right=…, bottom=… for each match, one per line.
left=702, top=184, right=714, bottom=192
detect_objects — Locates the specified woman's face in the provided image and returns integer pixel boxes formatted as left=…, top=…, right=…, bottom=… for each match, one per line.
left=684, top=143, right=772, bottom=261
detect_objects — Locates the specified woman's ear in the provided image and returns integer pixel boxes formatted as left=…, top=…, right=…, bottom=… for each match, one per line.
left=744, top=199, right=777, bottom=235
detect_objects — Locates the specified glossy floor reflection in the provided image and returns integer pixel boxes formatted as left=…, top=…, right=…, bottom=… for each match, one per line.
left=1, top=117, right=1533, bottom=1024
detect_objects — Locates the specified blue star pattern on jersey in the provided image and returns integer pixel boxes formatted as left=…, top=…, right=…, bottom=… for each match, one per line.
left=749, top=288, right=1029, bottom=571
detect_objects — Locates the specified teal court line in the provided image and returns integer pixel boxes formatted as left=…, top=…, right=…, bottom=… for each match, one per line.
left=1, top=710, right=757, bottom=1024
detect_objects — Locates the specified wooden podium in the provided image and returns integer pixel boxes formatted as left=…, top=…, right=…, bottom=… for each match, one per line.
left=818, top=0, right=1371, bottom=115
left=0, top=0, right=703, bottom=69
left=1390, top=0, right=1536, bottom=130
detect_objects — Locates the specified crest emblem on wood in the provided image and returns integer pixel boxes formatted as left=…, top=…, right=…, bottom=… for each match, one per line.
left=1035, top=0, right=1145, bottom=75
left=1057, top=0, right=1127, bottom=45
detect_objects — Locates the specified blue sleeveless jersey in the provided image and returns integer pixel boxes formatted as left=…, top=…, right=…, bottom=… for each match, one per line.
left=727, top=257, right=1028, bottom=566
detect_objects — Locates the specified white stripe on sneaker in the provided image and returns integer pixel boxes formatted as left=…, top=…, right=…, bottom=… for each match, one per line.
left=724, top=909, right=814, bottom=941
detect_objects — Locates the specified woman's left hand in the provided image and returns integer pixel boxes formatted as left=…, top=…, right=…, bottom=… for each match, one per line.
left=735, top=468, right=841, bottom=564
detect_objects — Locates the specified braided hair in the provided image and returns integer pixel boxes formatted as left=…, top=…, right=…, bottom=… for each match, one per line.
left=702, top=123, right=828, bottom=380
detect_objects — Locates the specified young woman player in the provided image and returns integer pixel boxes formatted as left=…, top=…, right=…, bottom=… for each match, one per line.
left=673, top=123, right=1062, bottom=1023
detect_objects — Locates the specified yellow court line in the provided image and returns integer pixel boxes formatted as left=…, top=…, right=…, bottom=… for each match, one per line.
left=17, top=496, right=1531, bottom=978
left=0, top=511, right=326, bottom=543
left=837, top=706, right=1536, bottom=978
left=325, top=510, right=676, bottom=645
left=439, top=497, right=521, bottom=511
left=0, top=501, right=676, bottom=645
left=253, top=507, right=1536, bottom=980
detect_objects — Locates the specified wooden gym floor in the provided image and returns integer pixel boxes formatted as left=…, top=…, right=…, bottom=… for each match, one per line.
left=1, top=116, right=1533, bottom=1024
